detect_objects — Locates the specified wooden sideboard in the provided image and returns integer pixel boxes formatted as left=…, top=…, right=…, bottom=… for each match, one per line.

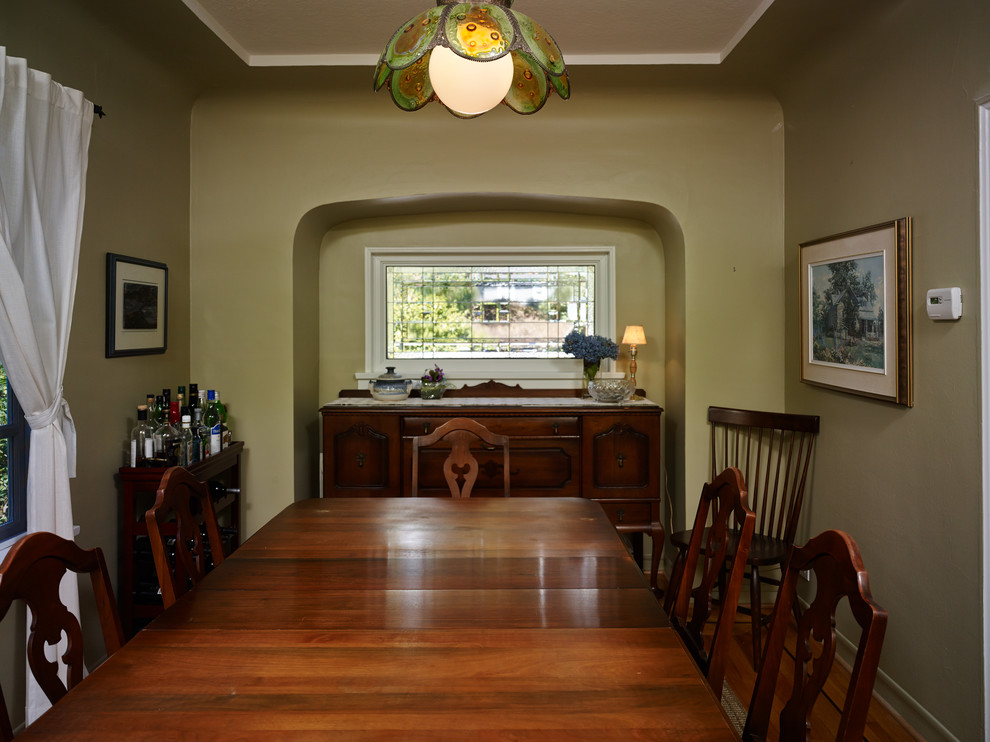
left=320, top=387, right=663, bottom=586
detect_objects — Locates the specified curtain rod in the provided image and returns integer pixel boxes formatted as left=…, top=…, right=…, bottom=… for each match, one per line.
left=93, top=104, right=105, bottom=119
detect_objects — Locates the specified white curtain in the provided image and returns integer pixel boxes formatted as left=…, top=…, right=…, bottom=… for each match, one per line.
left=0, top=47, right=92, bottom=725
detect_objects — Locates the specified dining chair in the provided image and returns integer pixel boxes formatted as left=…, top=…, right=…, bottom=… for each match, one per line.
left=666, top=466, right=755, bottom=701
left=742, top=529, right=887, bottom=741
left=666, top=406, right=820, bottom=667
left=0, top=531, right=125, bottom=741
left=411, top=417, right=510, bottom=498
left=145, top=466, right=226, bottom=608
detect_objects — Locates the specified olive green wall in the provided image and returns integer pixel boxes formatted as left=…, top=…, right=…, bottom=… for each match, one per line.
left=778, top=1, right=990, bottom=739
left=188, top=75, right=786, bottom=540
left=0, top=1, right=197, bottom=731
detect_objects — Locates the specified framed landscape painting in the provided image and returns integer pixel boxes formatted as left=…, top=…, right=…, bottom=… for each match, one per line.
left=799, top=218, right=913, bottom=406
left=105, top=253, right=168, bottom=357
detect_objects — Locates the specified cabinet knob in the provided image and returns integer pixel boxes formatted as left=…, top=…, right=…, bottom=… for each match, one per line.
left=617, top=453, right=626, bottom=469
left=616, top=508, right=626, bottom=522
left=356, top=452, right=366, bottom=468
left=552, top=422, right=560, bottom=435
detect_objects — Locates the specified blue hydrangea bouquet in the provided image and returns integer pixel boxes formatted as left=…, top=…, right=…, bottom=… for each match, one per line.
left=562, top=329, right=618, bottom=385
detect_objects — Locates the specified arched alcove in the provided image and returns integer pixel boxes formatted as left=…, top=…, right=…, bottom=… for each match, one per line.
left=291, top=193, right=687, bottom=522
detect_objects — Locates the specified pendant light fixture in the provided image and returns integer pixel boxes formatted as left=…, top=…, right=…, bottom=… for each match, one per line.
left=374, top=0, right=569, bottom=118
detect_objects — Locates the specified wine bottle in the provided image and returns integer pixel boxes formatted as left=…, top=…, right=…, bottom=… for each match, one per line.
left=152, top=395, right=165, bottom=426
left=203, top=389, right=222, bottom=456
left=129, top=406, right=155, bottom=467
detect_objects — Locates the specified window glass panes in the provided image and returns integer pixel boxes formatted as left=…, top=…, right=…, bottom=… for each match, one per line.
left=0, top=362, right=6, bottom=426
left=1, top=362, right=10, bottom=528
left=386, top=265, right=596, bottom=359
left=0, top=437, right=7, bottom=528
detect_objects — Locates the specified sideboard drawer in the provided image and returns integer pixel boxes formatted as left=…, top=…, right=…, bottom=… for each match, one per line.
left=402, top=416, right=580, bottom=438
left=597, top=501, right=655, bottom=528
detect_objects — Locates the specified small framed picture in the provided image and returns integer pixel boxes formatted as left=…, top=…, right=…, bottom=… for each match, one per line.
left=799, top=218, right=913, bottom=406
left=105, top=253, right=168, bottom=358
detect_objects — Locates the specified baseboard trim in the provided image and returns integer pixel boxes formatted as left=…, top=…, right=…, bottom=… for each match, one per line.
left=827, top=605, right=959, bottom=742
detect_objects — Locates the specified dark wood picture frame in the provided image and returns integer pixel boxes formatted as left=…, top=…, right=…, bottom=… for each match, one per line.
left=105, top=253, right=168, bottom=358
left=799, top=218, right=913, bottom=406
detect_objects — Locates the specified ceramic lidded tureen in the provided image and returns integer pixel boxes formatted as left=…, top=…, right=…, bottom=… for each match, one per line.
left=369, top=367, right=414, bottom=402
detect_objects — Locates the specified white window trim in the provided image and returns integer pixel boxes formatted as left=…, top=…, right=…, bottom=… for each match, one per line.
left=360, top=246, right=616, bottom=388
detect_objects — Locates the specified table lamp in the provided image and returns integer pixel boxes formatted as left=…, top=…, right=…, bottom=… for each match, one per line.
left=621, top=325, right=646, bottom=386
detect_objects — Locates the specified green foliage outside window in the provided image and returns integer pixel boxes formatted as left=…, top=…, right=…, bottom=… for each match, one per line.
left=386, top=265, right=596, bottom=358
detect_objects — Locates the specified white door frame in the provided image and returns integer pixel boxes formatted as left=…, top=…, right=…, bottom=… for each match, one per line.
left=979, top=99, right=990, bottom=739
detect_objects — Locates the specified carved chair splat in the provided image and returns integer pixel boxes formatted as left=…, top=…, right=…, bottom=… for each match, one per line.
left=742, top=529, right=887, bottom=742
left=411, top=417, right=510, bottom=498
left=667, top=467, right=755, bottom=701
left=0, top=532, right=124, bottom=741
left=145, top=466, right=227, bottom=608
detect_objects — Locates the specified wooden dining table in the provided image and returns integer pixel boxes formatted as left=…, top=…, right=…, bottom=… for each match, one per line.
left=20, top=497, right=737, bottom=740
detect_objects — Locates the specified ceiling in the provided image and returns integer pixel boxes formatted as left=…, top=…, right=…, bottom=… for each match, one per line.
left=178, top=0, right=776, bottom=68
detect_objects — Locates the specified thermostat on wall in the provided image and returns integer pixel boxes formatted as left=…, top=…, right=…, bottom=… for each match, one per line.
left=926, top=287, right=962, bottom=320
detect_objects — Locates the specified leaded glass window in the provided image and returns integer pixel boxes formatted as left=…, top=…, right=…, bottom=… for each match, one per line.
left=386, top=265, right=596, bottom=359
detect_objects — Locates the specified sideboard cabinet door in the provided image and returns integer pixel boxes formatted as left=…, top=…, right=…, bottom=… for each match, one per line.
left=322, top=414, right=399, bottom=497
left=582, top=413, right=662, bottom=500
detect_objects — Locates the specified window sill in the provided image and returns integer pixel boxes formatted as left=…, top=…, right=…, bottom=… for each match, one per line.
left=0, top=524, right=80, bottom=562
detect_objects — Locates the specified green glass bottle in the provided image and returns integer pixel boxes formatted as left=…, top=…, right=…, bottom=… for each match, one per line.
left=203, top=389, right=222, bottom=456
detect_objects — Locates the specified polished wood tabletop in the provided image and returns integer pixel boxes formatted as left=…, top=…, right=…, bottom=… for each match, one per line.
left=21, top=497, right=736, bottom=740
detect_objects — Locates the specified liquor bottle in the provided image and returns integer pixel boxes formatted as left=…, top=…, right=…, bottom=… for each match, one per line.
left=214, top=391, right=230, bottom=448
left=162, top=388, right=171, bottom=410
left=203, top=389, right=222, bottom=456
left=169, top=401, right=180, bottom=425
left=177, top=385, right=186, bottom=410
left=153, top=414, right=181, bottom=465
left=191, top=404, right=205, bottom=463
left=129, top=406, right=155, bottom=467
left=188, top=383, right=199, bottom=413
left=152, top=395, right=165, bottom=426
left=178, top=412, right=195, bottom=466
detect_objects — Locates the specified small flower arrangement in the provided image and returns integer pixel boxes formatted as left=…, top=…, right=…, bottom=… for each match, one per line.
left=562, top=329, right=618, bottom=386
left=420, top=365, right=448, bottom=399
left=422, top=365, right=445, bottom=383
left=562, top=329, right=618, bottom=365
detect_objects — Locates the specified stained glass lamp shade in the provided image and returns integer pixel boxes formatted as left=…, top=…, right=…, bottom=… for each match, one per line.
left=374, top=0, right=570, bottom=118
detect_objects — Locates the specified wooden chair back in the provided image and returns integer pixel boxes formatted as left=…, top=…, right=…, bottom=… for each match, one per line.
left=0, top=531, right=124, bottom=741
left=709, top=405, right=820, bottom=664
left=743, top=530, right=887, bottom=741
left=145, top=466, right=226, bottom=608
left=411, top=417, right=510, bottom=498
left=669, top=467, right=755, bottom=701
left=709, top=406, right=819, bottom=547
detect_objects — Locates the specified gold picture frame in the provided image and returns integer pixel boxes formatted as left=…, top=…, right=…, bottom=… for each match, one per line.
left=799, top=218, right=912, bottom=406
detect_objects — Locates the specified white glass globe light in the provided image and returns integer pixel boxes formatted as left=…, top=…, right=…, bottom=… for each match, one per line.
left=428, top=46, right=514, bottom=116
